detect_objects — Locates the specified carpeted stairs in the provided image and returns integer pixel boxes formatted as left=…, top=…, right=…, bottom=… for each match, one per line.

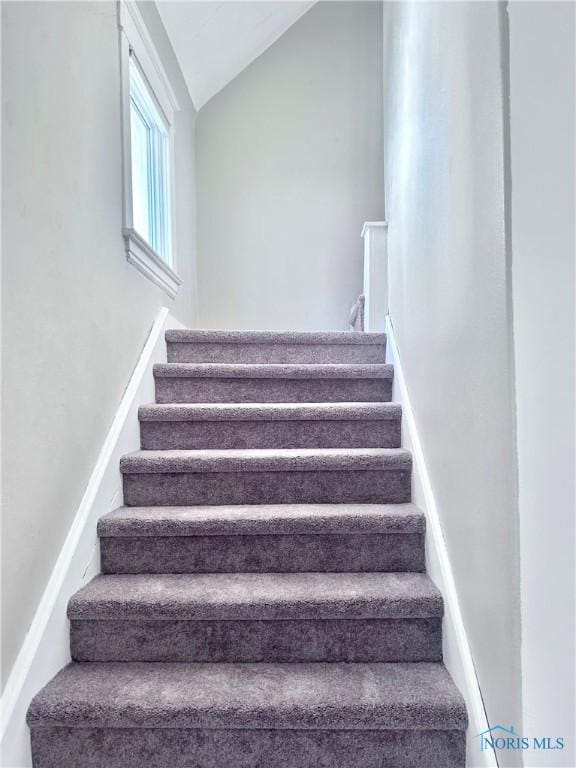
left=27, top=330, right=467, bottom=767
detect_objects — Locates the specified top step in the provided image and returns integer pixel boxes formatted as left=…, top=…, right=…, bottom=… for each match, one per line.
left=166, top=329, right=386, bottom=364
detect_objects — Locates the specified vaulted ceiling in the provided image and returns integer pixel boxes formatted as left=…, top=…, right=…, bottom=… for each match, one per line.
left=156, top=1, right=316, bottom=110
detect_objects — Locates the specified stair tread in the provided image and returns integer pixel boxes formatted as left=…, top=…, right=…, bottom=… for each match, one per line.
left=139, top=401, right=401, bottom=422
left=27, top=661, right=466, bottom=731
left=98, top=503, right=425, bottom=538
left=166, top=329, right=386, bottom=346
left=120, top=447, right=411, bottom=474
left=154, top=363, right=393, bottom=379
left=68, top=572, right=442, bottom=620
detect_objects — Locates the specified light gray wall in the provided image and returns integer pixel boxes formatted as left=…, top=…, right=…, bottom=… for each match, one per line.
left=195, top=1, right=384, bottom=331
left=509, top=3, right=575, bottom=764
left=382, top=0, right=522, bottom=756
left=1, top=0, right=197, bottom=688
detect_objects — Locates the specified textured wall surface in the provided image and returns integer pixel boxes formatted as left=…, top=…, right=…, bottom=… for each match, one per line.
left=1, top=0, right=197, bottom=687
left=382, top=1, right=522, bottom=758
left=196, top=2, right=384, bottom=331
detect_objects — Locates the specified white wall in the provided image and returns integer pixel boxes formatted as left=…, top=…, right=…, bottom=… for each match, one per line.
left=195, top=1, right=384, bottom=332
left=1, top=0, right=197, bottom=689
left=382, top=2, right=522, bottom=762
left=509, top=3, right=575, bottom=765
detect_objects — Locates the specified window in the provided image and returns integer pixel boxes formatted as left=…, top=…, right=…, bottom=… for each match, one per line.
left=129, top=56, right=171, bottom=262
left=119, top=1, right=181, bottom=298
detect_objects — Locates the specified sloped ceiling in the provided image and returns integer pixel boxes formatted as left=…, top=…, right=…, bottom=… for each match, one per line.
left=156, top=1, right=316, bottom=110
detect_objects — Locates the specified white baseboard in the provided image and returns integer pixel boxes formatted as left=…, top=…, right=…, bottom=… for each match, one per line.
left=0, top=308, right=184, bottom=768
left=385, top=316, right=498, bottom=768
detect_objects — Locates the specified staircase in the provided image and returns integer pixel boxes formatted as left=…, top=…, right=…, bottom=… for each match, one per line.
left=27, top=330, right=467, bottom=768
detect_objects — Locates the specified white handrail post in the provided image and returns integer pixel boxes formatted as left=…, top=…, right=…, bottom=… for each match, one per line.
left=361, top=221, right=388, bottom=331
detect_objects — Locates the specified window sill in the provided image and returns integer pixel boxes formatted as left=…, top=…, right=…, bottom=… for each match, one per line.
left=123, top=228, right=182, bottom=299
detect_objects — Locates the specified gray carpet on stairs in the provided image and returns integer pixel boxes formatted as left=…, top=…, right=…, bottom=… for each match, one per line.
left=27, top=330, right=467, bottom=767
left=165, top=328, right=387, bottom=364
left=138, top=401, right=402, bottom=449
left=154, top=362, right=394, bottom=403
left=99, top=503, right=426, bottom=573
left=120, top=447, right=413, bottom=506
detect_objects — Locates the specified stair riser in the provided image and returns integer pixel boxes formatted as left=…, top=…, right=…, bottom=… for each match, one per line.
left=140, top=419, right=401, bottom=450
left=122, top=469, right=412, bottom=506
left=70, top=618, right=442, bottom=663
left=155, top=377, right=392, bottom=404
left=30, top=727, right=466, bottom=768
left=167, top=342, right=386, bottom=364
left=100, top=533, right=425, bottom=574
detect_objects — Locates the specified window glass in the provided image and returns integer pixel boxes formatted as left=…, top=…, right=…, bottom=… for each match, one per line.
left=129, top=55, right=171, bottom=263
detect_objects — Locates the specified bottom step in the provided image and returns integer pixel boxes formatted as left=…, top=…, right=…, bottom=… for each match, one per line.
left=28, top=662, right=467, bottom=768
left=30, top=726, right=465, bottom=768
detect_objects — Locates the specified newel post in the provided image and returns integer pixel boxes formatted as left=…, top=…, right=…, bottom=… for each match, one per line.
left=361, top=221, right=388, bottom=332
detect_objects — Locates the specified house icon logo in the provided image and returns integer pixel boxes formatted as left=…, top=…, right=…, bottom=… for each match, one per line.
left=478, top=725, right=519, bottom=751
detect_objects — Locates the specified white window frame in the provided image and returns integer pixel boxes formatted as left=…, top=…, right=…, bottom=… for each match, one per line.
left=119, top=0, right=182, bottom=298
